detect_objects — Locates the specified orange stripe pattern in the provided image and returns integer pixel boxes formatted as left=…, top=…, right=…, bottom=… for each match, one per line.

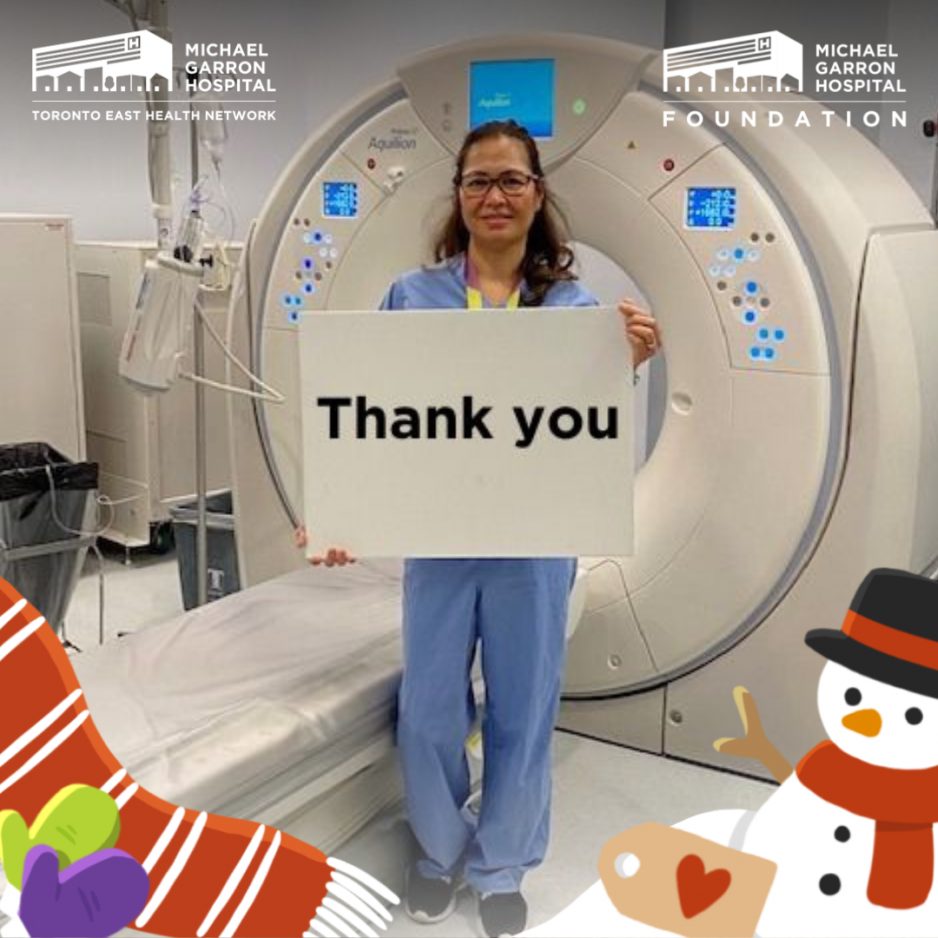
left=841, top=611, right=938, bottom=671
left=0, top=578, right=335, bottom=937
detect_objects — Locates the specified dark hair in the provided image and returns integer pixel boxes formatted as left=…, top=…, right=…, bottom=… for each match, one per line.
left=431, top=119, right=576, bottom=306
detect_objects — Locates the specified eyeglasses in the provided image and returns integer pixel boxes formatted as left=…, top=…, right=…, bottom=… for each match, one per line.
left=457, top=172, right=540, bottom=198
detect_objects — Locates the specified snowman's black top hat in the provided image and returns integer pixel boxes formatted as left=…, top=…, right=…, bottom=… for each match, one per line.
left=806, top=568, right=938, bottom=699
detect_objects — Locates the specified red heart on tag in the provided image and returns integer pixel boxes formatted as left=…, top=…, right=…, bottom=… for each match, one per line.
left=676, top=853, right=732, bottom=918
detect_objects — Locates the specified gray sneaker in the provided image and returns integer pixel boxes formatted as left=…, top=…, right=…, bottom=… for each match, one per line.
left=404, top=865, right=458, bottom=924
left=478, top=891, right=527, bottom=937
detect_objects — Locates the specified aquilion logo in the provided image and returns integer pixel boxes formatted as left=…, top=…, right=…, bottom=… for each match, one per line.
left=664, top=31, right=803, bottom=93
left=32, top=30, right=172, bottom=93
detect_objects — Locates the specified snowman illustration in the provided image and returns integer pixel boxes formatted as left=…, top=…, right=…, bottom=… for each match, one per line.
left=722, top=568, right=938, bottom=937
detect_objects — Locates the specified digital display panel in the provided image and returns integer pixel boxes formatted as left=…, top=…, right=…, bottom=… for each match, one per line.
left=685, top=187, right=737, bottom=229
left=322, top=182, right=359, bottom=219
left=469, top=59, right=554, bottom=138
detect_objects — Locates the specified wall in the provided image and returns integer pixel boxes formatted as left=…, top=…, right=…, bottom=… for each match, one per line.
left=878, top=1, right=938, bottom=209
left=664, top=0, right=938, bottom=210
left=6, top=0, right=932, bottom=237
left=0, top=0, right=666, bottom=241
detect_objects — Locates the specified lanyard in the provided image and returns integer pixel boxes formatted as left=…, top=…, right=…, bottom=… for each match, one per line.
left=466, top=285, right=521, bottom=309
left=464, top=257, right=521, bottom=310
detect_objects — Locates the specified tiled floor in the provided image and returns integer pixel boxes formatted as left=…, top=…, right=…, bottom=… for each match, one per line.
left=62, top=540, right=186, bottom=650
left=378, top=735, right=774, bottom=937
left=51, top=545, right=776, bottom=938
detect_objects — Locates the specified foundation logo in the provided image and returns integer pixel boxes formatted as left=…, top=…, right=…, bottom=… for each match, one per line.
left=32, top=30, right=172, bottom=94
left=664, top=31, right=803, bottom=94
left=660, top=31, right=907, bottom=131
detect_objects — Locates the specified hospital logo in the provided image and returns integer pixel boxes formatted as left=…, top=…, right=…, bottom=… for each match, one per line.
left=32, top=30, right=172, bottom=94
left=664, top=31, right=803, bottom=94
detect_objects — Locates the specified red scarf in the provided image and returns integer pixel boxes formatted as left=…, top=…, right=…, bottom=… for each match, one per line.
left=797, top=740, right=938, bottom=909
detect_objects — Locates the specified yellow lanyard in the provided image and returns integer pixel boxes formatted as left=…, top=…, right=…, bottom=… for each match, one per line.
left=466, top=285, right=521, bottom=309
left=464, top=257, right=521, bottom=310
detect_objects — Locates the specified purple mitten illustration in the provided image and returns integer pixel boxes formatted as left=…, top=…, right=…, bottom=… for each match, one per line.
left=19, top=844, right=149, bottom=938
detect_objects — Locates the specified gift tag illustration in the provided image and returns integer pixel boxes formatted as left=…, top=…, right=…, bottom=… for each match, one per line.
left=598, top=822, right=776, bottom=937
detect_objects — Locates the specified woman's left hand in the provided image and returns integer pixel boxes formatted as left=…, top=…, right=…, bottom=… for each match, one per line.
left=619, top=299, right=662, bottom=369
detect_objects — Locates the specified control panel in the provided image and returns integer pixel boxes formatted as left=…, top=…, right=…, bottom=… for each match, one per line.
left=652, top=146, right=827, bottom=375
left=267, top=100, right=450, bottom=327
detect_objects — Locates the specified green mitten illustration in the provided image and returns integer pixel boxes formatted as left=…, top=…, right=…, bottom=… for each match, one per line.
left=0, top=810, right=29, bottom=887
left=0, top=785, right=121, bottom=890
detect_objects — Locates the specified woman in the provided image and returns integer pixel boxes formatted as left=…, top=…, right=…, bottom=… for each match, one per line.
left=308, top=119, right=660, bottom=937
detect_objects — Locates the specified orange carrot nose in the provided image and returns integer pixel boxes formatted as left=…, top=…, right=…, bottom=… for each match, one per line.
left=842, top=708, right=883, bottom=737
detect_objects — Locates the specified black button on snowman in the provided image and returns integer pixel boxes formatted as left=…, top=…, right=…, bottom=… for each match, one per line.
left=819, top=824, right=852, bottom=896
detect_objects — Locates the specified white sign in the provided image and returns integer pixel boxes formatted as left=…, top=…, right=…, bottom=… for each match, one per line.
left=298, top=307, right=633, bottom=558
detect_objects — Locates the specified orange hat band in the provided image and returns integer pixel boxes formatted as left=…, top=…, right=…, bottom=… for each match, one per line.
left=841, top=611, right=938, bottom=671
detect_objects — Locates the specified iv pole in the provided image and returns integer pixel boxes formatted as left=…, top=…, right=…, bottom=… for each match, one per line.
left=101, top=0, right=174, bottom=249
left=188, top=66, right=209, bottom=608
left=102, top=0, right=209, bottom=606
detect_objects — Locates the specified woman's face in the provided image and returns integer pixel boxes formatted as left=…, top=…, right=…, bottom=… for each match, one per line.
left=458, top=135, right=544, bottom=252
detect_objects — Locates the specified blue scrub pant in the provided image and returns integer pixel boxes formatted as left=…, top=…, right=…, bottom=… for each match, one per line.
left=397, top=557, right=576, bottom=895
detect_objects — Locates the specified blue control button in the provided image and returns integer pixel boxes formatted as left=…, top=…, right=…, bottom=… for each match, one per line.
left=749, top=346, right=762, bottom=360
left=302, top=257, right=314, bottom=271
left=764, top=347, right=777, bottom=360
left=287, top=310, right=300, bottom=324
left=281, top=293, right=294, bottom=307
left=758, top=327, right=770, bottom=341
left=774, top=328, right=786, bottom=341
left=312, top=230, right=324, bottom=243
left=746, top=281, right=759, bottom=295
left=303, top=282, right=316, bottom=294
left=743, top=310, right=757, bottom=324
left=734, top=248, right=745, bottom=261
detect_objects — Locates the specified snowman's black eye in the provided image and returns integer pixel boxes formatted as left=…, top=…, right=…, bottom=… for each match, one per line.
left=845, top=688, right=862, bottom=706
left=906, top=708, right=923, bottom=725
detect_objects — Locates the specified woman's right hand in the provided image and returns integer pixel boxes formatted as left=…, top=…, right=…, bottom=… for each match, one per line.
left=294, top=525, right=356, bottom=567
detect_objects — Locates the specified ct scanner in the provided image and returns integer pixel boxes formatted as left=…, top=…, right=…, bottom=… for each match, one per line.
left=225, top=33, right=938, bottom=777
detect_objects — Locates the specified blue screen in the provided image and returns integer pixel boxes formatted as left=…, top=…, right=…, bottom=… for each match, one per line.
left=322, top=182, right=359, bottom=218
left=686, top=187, right=737, bottom=229
left=469, top=59, right=554, bottom=138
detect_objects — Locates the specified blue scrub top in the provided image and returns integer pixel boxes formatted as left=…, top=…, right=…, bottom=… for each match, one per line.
left=378, top=254, right=599, bottom=310
left=378, top=253, right=597, bottom=562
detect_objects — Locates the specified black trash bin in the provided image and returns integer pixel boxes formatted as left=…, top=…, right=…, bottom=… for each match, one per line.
left=170, top=491, right=241, bottom=610
left=0, top=443, right=98, bottom=633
